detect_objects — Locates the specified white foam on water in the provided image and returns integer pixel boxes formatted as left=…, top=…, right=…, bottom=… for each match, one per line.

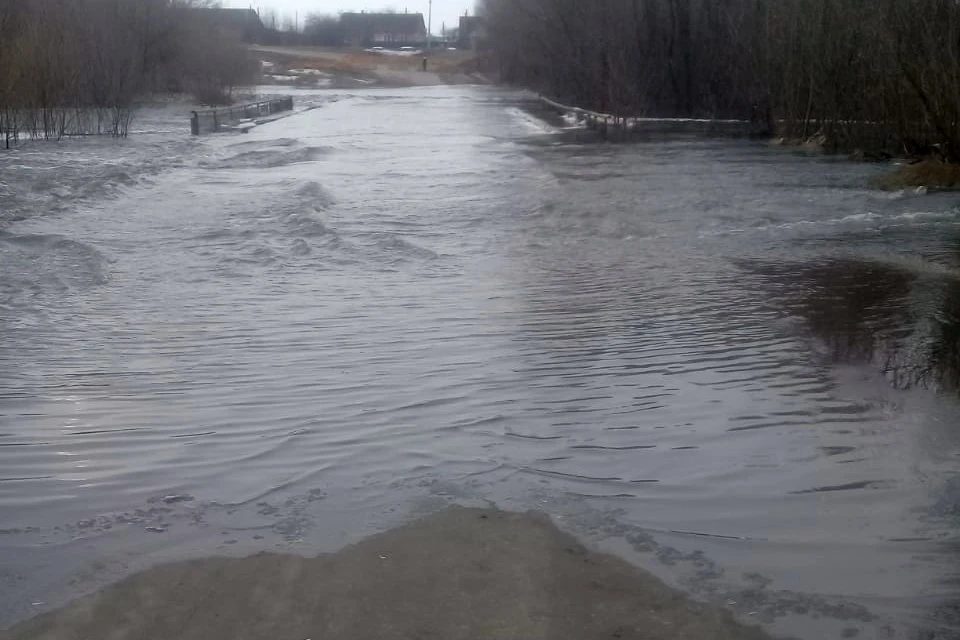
left=507, top=107, right=558, bottom=135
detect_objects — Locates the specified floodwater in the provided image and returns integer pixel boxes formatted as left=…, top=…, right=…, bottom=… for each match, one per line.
left=1, top=86, right=959, bottom=639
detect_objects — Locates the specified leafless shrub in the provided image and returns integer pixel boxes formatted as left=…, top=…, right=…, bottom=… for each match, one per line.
left=176, top=22, right=258, bottom=104
left=0, top=0, right=255, bottom=145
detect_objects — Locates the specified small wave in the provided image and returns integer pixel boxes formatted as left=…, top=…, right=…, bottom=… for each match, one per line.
left=191, top=228, right=257, bottom=242
left=1, top=139, right=191, bottom=224
left=284, top=212, right=335, bottom=238
left=0, top=233, right=108, bottom=300
left=371, top=234, right=439, bottom=262
left=760, top=212, right=881, bottom=231
left=789, top=480, right=889, bottom=494
left=28, top=166, right=137, bottom=206
left=224, top=137, right=300, bottom=150
left=889, top=209, right=959, bottom=222
left=1, top=232, right=107, bottom=265
left=507, top=107, right=559, bottom=135
left=293, top=181, right=336, bottom=209
left=278, top=183, right=339, bottom=241
left=199, top=181, right=350, bottom=273
left=704, top=208, right=958, bottom=237
left=202, top=145, right=332, bottom=170
left=561, top=111, right=584, bottom=129
left=290, top=238, right=311, bottom=255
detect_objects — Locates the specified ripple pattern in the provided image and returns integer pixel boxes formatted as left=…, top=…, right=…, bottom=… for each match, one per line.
left=1, top=86, right=959, bottom=638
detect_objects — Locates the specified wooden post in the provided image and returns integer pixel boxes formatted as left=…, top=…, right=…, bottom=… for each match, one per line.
left=190, top=111, right=199, bottom=136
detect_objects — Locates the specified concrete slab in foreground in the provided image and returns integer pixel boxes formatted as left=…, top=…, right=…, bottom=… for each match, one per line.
left=2, top=507, right=779, bottom=640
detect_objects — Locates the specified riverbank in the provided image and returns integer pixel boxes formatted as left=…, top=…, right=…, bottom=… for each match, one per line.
left=770, top=136, right=960, bottom=189
left=536, top=95, right=960, bottom=190
left=2, top=507, right=775, bottom=640
left=870, top=159, right=960, bottom=191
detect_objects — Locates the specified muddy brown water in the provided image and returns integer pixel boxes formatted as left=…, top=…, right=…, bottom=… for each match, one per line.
left=1, top=86, right=959, bottom=639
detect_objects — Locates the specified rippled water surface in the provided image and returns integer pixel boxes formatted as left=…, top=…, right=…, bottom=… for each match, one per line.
left=2, top=86, right=960, bottom=639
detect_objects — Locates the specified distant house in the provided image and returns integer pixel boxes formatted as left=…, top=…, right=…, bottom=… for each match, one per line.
left=458, top=16, right=486, bottom=50
left=188, top=8, right=265, bottom=44
left=339, top=12, right=427, bottom=47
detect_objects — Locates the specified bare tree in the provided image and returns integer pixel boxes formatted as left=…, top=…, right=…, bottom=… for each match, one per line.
left=304, top=14, right=345, bottom=46
left=0, top=0, right=257, bottom=143
left=481, top=0, right=960, bottom=155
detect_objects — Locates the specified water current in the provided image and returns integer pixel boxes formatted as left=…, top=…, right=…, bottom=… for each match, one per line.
left=1, top=86, right=959, bottom=639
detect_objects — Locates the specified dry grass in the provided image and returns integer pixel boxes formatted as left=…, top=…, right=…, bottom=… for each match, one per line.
left=872, top=159, right=960, bottom=190
left=287, top=55, right=364, bottom=75
left=338, top=50, right=475, bottom=72
left=256, top=47, right=476, bottom=75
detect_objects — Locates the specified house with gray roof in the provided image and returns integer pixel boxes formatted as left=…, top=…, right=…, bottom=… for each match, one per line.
left=339, top=12, right=427, bottom=47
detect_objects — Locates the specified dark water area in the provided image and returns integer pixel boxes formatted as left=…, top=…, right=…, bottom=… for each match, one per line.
left=1, top=86, right=959, bottom=639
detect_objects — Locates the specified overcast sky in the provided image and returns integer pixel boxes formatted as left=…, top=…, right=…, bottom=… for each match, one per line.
left=227, top=0, right=476, bottom=34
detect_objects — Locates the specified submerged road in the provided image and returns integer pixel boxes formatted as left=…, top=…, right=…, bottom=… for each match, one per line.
left=1, top=85, right=959, bottom=639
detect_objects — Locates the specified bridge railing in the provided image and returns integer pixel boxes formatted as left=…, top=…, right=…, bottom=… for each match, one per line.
left=190, top=96, right=293, bottom=135
left=538, top=95, right=753, bottom=139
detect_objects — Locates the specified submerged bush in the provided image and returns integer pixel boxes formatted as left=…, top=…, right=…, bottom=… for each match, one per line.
left=872, top=160, right=960, bottom=190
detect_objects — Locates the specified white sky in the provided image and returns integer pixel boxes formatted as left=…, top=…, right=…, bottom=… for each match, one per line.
left=226, top=0, right=476, bottom=34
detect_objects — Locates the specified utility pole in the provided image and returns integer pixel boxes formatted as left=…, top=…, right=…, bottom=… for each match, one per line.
left=427, top=0, right=432, bottom=50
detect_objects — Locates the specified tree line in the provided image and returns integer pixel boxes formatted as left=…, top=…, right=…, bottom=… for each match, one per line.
left=260, top=10, right=419, bottom=48
left=252, top=13, right=344, bottom=48
left=479, top=0, right=960, bottom=158
left=0, top=0, right=256, bottom=146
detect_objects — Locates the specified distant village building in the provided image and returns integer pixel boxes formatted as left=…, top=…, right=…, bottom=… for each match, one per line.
left=339, top=12, right=427, bottom=48
left=188, top=8, right=265, bottom=44
left=457, top=15, right=486, bottom=50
